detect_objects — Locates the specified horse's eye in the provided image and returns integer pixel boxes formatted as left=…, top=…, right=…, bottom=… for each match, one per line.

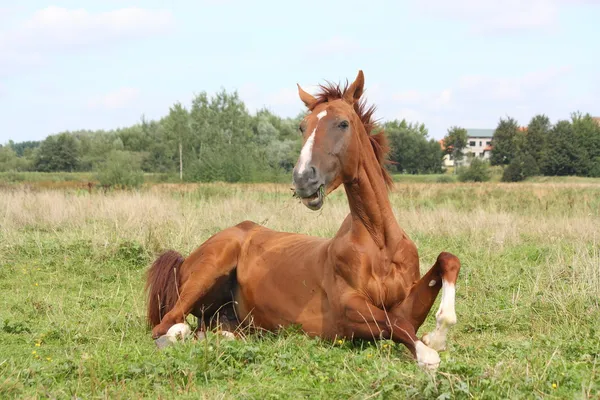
left=338, top=120, right=349, bottom=129
left=298, top=125, right=305, bottom=134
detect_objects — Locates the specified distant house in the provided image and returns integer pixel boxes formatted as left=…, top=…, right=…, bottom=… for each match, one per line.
left=593, top=117, right=600, bottom=126
left=441, top=128, right=494, bottom=167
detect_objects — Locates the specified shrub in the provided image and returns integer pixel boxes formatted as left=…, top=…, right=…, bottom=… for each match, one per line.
left=96, top=150, right=144, bottom=189
left=458, top=158, right=491, bottom=182
left=436, top=175, right=455, bottom=183
left=502, top=152, right=540, bottom=182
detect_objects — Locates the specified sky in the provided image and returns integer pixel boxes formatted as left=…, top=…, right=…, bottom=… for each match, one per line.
left=1, top=0, right=599, bottom=144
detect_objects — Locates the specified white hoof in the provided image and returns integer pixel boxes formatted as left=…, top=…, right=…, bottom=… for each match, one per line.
left=219, top=330, right=236, bottom=340
left=166, top=323, right=192, bottom=340
left=415, top=341, right=440, bottom=370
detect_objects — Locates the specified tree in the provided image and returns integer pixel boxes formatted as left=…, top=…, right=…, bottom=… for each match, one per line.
left=524, top=114, right=551, bottom=164
left=442, top=126, right=468, bottom=167
left=96, top=150, right=144, bottom=188
left=385, top=119, right=443, bottom=174
left=34, top=133, right=81, bottom=172
left=570, top=111, right=600, bottom=176
left=490, top=116, right=521, bottom=166
left=502, top=152, right=539, bottom=182
left=163, top=102, right=191, bottom=180
left=539, top=120, right=581, bottom=176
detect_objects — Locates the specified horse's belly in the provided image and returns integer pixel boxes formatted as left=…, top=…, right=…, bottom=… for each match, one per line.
left=234, top=231, right=334, bottom=337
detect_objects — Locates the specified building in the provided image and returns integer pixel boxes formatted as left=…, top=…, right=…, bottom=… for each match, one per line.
left=593, top=116, right=600, bottom=126
left=441, top=128, right=494, bottom=168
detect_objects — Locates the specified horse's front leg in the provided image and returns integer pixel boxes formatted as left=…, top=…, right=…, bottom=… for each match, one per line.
left=392, top=251, right=461, bottom=352
left=341, top=295, right=441, bottom=369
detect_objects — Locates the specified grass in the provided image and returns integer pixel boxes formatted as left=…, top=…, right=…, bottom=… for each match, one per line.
left=1, top=180, right=599, bottom=399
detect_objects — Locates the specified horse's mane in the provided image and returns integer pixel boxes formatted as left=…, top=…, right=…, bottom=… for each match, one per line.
left=312, top=80, right=393, bottom=190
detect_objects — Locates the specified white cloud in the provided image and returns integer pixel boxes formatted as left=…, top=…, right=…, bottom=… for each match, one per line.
left=417, top=0, right=588, bottom=33
left=0, top=6, right=174, bottom=75
left=88, top=87, right=140, bottom=110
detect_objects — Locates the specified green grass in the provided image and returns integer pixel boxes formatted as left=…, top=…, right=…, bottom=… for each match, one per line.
left=1, top=182, right=599, bottom=398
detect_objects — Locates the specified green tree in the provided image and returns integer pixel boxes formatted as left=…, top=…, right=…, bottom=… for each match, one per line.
left=385, top=120, right=443, bottom=174
left=96, top=150, right=145, bottom=188
left=490, top=117, right=521, bottom=166
left=570, top=111, right=600, bottom=176
left=164, top=102, right=191, bottom=180
left=34, top=133, right=81, bottom=172
left=524, top=114, right=551, bottom=165
left=502, top=152, right=539, bottom=182
left=442, top=126, right=468, bottom=167
left=539, top=120, right=580, bottom=176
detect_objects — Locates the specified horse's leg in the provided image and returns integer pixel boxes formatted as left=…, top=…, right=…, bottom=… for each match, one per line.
left=151, top=221, right=255, bottom=339
left=393, top=251, right=461, bottom=352
left=342, top=295, right=441, bottom=369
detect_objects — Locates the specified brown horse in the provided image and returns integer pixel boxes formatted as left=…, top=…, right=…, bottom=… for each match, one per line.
left=145, top=70, right=461, bottom=369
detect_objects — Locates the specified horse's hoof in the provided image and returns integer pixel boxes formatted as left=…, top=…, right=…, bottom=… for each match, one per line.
left=415, top=341, right=440, bottom=371
left=166, top=323, right=192, bottom=339
left=219, top=330, right=236, bottom=340
left=155, top=335, right=176, bottom=349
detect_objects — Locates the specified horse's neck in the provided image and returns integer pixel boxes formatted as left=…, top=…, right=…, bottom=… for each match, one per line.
left=343, top=147, right=402, bottom=250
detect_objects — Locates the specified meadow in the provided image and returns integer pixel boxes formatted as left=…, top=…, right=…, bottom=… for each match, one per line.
left=1, top=178, right=599, bottom=399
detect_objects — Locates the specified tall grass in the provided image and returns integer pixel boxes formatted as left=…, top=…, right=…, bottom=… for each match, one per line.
left=0, top=182, right=599, bottom=398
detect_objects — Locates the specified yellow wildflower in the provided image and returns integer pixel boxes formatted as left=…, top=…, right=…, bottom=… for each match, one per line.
left=552, top=383, right=557, bottom=389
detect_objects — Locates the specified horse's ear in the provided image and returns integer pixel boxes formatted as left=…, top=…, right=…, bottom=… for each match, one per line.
left=297, top=84, right=318, bottom=110
left=343, top=70, right=365, bottom=104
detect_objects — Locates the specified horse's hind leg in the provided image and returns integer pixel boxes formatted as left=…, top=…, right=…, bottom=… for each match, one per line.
left=151, top=221, right=256, bottom=339
left=393, top=252, right=461, bottom=352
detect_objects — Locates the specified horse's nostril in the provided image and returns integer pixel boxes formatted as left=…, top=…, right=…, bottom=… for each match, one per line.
left=310, top=166, right=317, bottom=179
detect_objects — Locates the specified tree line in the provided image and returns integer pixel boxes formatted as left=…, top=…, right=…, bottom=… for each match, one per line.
left=2, top=89, right=598, bottom=184
left=440, top=112, right=600, bottom=182
left=0, top=89, right=444, bottom=183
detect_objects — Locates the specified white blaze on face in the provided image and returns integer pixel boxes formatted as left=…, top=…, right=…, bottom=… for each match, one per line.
left=297, top=110, right=327, bottom=174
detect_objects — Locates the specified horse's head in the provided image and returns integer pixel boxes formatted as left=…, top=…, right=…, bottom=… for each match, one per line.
left=292, top=70, right=391, bottom=210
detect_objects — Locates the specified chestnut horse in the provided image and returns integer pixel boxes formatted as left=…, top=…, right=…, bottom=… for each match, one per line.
left=145, top=70, right=461, bottom=369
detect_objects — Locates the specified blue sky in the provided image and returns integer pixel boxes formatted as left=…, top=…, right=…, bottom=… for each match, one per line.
left=1, top=0, right=598, bottom=143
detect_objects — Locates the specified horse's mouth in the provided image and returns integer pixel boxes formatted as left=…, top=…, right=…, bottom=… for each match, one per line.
left=296, top=184, right=325, bottom=211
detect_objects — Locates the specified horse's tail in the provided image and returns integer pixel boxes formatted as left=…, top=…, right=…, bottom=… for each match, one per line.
left=145, top=250, right=185, bottom=327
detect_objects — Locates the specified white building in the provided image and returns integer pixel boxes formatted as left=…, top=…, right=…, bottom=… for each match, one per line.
left=441, top=128, right=494, bottom=168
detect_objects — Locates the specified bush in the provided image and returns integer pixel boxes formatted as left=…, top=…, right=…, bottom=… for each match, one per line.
left=96, top=150, right=144, bottom=189
left=457, top=158, right=491, bottom=182
left=502, top=152, right=540, bottom=182
left=436, top=175, right=456, bottom=183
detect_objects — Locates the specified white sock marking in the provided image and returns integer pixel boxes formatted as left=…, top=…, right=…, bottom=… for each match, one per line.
left=297, top=109, right=327, bottom=174
left=422, top=279, right=456, bottom=351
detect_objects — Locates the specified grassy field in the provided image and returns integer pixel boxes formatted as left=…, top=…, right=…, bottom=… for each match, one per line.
left=1, top=180, right=599, bottom=399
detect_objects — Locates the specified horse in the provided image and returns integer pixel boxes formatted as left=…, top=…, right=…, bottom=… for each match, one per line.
left=145, top=70, right=461, bottom=369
